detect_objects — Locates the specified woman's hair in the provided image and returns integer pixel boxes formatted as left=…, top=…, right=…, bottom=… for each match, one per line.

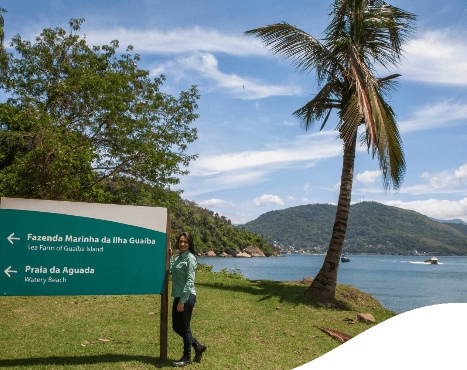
left=177, top=232, right=196, bottom=255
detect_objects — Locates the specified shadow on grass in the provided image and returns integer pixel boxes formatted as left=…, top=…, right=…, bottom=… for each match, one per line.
left=0, top=354, right=177, bottom=368
left=197, top=279, right=353, bottom=311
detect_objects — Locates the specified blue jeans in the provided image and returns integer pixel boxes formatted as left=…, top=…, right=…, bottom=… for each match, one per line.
left=172, top=294, right=199, bottom=358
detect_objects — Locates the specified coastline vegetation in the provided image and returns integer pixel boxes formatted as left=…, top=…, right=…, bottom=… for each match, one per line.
left=0, top=265, right=396, bottom=369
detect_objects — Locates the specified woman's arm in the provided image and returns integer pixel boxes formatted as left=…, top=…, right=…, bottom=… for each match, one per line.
left=180, top=255, right=197, bottom=303
left=168, top=243, right=174, bottom=274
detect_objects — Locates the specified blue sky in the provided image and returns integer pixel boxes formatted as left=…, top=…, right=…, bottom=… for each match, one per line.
left=3, top=0, right=467, bottom=224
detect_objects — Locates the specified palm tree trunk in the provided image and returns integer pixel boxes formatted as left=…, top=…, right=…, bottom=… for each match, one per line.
left=305, top=131, right=357, bottom=302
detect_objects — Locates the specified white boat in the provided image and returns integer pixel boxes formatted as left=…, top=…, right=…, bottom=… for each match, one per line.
left=424, top=256, right=438, bottom=264
left=341, top=254, right=350, bottom=262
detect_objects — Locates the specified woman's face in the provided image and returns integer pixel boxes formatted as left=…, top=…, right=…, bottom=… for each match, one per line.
left=178, top=236, right=190, bottom=254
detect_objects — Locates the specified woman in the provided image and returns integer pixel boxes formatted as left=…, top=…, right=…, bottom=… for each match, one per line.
left=169, top=232, right=207, bottom=367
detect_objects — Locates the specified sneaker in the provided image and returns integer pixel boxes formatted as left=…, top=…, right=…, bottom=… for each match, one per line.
left=193, top=343, right=207, bottom=362
left=172, top=356, right=192, bottom=367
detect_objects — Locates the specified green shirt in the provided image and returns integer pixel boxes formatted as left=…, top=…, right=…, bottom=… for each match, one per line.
left=169, top=250, right=197, bottom=303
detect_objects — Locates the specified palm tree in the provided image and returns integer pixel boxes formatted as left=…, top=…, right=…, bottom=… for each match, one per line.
left=245, top=0, right=416, bottom=302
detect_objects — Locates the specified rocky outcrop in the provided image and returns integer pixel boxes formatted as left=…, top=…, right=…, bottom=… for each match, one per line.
left=355, top=313, right=375, bottom=323
left=205, top=250, right=217, bottom=257
left=244, top=245, right=266, bottom=257
left=226, top=248, right=240, bottom=257
left=219, top=252, right=232, bottom=258
left=235, top=251, right=252, bottom=258
left=272, top=245, right=283, bottom=257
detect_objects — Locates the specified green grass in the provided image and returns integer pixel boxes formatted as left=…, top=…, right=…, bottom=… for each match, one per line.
left=0, top=269, right=396, bottom=369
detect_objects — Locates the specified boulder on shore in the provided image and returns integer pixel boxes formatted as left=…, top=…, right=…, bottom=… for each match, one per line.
left=219, top=252, right=232, bottom=258
left=226, top=248, right=240, bottom=257
left=244, top=245, right=266, bottom=257
left=236, top=251, right=252, bottom=258
left=294, top=276, right=314, bottom=285
left=205, top=250, right=217, bottom=257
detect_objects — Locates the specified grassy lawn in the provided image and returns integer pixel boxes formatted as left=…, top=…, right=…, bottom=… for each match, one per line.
left=0, top=267, right=396, bottom=369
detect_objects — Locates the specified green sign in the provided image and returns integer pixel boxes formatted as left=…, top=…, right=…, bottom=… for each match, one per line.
left=1, top=209, right=167, bottom=296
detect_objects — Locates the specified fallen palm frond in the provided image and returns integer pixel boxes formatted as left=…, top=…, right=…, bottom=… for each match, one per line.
left=315, top=326, right=353, bottom=343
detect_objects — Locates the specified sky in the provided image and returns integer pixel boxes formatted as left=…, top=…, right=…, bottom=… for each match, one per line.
left=2, top=0, right=467, bottom=224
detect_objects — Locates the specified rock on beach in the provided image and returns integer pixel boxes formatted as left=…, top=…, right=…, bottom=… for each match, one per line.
left=219, top=252, right=232, bottom=258
left=236, top=251, right=252, bottom=258
left=244, top=245, right=266, bottom=257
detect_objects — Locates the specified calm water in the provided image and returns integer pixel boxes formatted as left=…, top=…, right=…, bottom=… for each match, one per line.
left=197, top=254, right=467, bottom=313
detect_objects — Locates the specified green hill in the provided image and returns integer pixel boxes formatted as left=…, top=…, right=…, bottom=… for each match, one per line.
left=170, top=199, right=275, bottom=256
left=443, top=222, right=467, bottom=237
left=239, top=202, right=467, bottom=256
left=100, top=177, right=275, bottom=256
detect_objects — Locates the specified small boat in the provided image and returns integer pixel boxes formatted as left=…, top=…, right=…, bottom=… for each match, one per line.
left=424, top=256, right=438, bottom=264
left=341, top=254, right=350, bottom=262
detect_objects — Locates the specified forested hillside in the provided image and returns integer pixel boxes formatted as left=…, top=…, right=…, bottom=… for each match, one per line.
left=170, top=199, right=275, bottom=255
left=442, top=222, right=467, bottom=237
left=240, top=202, right=467, bottom=256
left=102, top=177, right=275, bottom=256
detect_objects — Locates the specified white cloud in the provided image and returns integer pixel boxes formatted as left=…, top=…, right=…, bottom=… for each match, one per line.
left=401, top=30, right=467, bottom=85
left=286, top=195, right=297, bottom=202
left=356, top=170, right=381, bottom=185
left=181, top=169, right=270, bottom=197
left=189, top=131, right=342, bottom=177
left=198, top=198, right=235, bottom=208
left=253, top=194, right=285, bottom=207
left=359, top=164, right=467, bottom=196
left=399, top=164, right=467, bottom=195
left=152, top=52, right=301, bottom=100
left=303, top=183, right=312, bottom=193
left=284, top=120, right=296, bottom=126
left=421, top=163, right=467, bottom=189
left=83, top=26, right=267, bottom=56
left=398, top=101, right=467, bottom=133
left=300, top=197, right=310, bottom=203
left=381, top=198, right=467, bottom=223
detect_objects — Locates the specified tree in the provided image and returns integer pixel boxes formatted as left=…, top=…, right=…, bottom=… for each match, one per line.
left=0, top=18, right=199, bottom=202
left=246, top=0, right=416, bottom=301
left=0, top=7, right=6, bottom=47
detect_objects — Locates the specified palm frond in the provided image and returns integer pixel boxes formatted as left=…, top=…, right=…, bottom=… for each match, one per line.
left=337, top=92, right=362, bottom=143
left=326, top=1, right=416, bottom=71
left=245, top=22, right=344, bottom=84
left=360, top=4, right=416, bottom=68
left=370, top=92, right=405, bottom=190
left=292, top=81, right=341, bottom=130
left=377, top=73, right=400, bottom=97
left=357, top=66, right=405, bottom=189
left=347, top=43, right=375, bottom=143
left=326, top=0, right=350, bottom=40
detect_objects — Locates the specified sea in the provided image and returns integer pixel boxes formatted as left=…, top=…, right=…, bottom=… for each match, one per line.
left=197, top=254, right=467, bottom=314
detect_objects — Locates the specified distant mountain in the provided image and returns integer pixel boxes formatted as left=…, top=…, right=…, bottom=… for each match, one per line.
left=239, top=202, right=467, bottom=256
left=430, top=217, right=467, bottom=226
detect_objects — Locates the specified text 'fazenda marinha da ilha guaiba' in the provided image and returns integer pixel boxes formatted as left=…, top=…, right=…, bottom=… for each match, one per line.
left=27, top=234, right=157, bottom=244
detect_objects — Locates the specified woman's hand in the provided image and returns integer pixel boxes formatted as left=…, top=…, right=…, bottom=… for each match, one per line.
left=169, top=242, right=173, bottom=257
left=177, top=301, right=184, bottom=312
